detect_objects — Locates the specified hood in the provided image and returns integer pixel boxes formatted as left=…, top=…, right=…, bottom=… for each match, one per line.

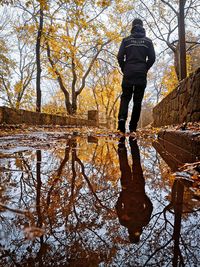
left=131, top=24, right=146, bottom=38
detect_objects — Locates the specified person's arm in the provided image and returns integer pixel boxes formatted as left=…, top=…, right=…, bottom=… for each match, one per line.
left=146, top=41, right=155, bottom=70
left=117, top=39, right=125, bottom=72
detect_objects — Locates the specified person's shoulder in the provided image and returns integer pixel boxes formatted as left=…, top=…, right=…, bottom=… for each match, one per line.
left=123, top=35, right=133, bottom=42
left=143, top=36, right=153, bottom=44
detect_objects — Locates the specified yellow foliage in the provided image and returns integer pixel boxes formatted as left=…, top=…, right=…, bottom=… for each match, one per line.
left=14, top=81, right=23, bottom=94
left=105, top=31, right=121, bottom=41
left=77, top=88, right=96, bottom=114
left=186, top=54, right=193, bottom=75
left=161, top=65, right=178, bottom=97
left=162, top=54, right=193, bottom=97
left=61, top=35, right=73, bottom=43
left=115, top=0, right=134, bottom=14
left=37, top=0, right=49, bottom=10
left=42, top=90, right=67, bottom=115
left=15, top=24, right=36, bottom=34
left=47, top=66, right=58, bottom=79
left=79, top=19, right=88, bottom=28
left=75, top=69, right=121, bottom=121
left=97, top=0, right=111, bottom=8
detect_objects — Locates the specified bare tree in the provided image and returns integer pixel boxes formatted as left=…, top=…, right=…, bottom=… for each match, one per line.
left=35, top=1, right=44, bottom=112
left=135, top=0, right=200, bottom=80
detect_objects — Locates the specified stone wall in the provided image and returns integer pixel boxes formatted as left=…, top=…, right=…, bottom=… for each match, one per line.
left=153, top=68, right=200, bottom=127
left=153, top=129, right=200, bottom=171
left=0, top=106, right=99, bottom=127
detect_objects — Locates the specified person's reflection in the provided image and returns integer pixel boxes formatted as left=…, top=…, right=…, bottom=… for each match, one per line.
left=116, top=137, right=153, bottom=243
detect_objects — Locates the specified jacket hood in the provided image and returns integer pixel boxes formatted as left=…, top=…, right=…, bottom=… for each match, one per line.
left=131, top=24, right=146, bottom=38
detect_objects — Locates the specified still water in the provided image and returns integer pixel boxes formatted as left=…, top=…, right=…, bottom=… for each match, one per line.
left=0, top=132, right=199, bottom=266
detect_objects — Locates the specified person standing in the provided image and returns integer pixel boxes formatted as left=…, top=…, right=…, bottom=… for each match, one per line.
left=117, top=18, right=155, bottom=133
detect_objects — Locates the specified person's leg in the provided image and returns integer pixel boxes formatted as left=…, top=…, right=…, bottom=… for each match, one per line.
left=129, top=85, right=145, bottom=132
left=118, top=82, right=133, bottom=133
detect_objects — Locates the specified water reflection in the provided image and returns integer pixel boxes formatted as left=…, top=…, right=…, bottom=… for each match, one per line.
left=164, top=177, right=197, bottom=267
left=116, top=137, right=153, bottom=243
left=0, top=135, right=199, bottom=266
left=171, top=179, right=185, bottom=267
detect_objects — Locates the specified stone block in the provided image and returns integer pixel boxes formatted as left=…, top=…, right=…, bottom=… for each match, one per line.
left=153, top=132, right=199, bottom=172
left=88, top=136, right=98, bottom=143
left=0, top=106, right=4, bottom=123
left=88, top=110, right=99, bottom=127
left=157, top=130, right=200, bottom=158
left=0, top=106, right=100, bottom=128
left=153, top=68, right=200, bottom=126
left=191, top=112, right=200, bottom=122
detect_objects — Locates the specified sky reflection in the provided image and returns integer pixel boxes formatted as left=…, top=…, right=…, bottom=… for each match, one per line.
left=0, top=135, right=199, bottom=266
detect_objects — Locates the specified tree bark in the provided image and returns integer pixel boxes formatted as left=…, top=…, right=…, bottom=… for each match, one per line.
left=46, top=42, right=73, bottom=114
left=174, top=46, right=180, bottom=80
left=71, top=58, right=77, bottom=114
left=178, top=0, right=187, bottom=80
left=36, top=5, right=43, bottom=112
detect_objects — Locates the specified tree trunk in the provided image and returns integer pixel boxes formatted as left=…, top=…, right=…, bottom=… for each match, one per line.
left=64, top=91, right=73, bottom=114
left=174, top=46, right=180, bottom=81
left=36, top=5, right=43, bottom=112
left=46, top=42, right=73, bottom=114
left=71, top=58, right=77, bottom=114
left=72, top=93, right=77, bottom=114
left=178, top=0, right=187, bottom=80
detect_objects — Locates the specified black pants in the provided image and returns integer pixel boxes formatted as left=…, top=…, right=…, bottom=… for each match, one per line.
left=118, top=83, right=146, bottom=131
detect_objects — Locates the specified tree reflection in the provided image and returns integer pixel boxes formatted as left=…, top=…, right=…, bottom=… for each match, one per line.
left=0, top=136, right=199, bottom=266
left=116, top=137, right=153, bottom=243
left=144, top=176, right=199, bottom=267
left=35, top=149, right=45, bottom=267
left=171, top=179, right=184, bottom=267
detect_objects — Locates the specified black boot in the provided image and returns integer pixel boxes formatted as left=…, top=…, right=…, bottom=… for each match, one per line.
left=118, top=119, right=126, bottom=133
left=129, top=124, right=137, bottom=133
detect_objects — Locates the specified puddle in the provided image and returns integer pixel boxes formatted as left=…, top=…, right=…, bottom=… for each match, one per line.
left=0, top=134, right=199, bottom=266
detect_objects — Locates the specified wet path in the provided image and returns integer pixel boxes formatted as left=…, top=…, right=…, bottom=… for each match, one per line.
left=0, top=131, right=199, bottom=266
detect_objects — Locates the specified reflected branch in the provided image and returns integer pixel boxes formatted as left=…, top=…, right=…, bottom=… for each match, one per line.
left=0, top=202, right=29, bottom=215
left=36, top=150, right=42, bottom=228
left=75, top=155, right=113, bottom=213
left=46, top=140, right=72, bottom=207
left=144, top=238, right=173, bottom=266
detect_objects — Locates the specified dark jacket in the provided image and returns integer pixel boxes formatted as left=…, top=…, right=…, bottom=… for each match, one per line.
left=117, top=25, right=155, bottom=85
